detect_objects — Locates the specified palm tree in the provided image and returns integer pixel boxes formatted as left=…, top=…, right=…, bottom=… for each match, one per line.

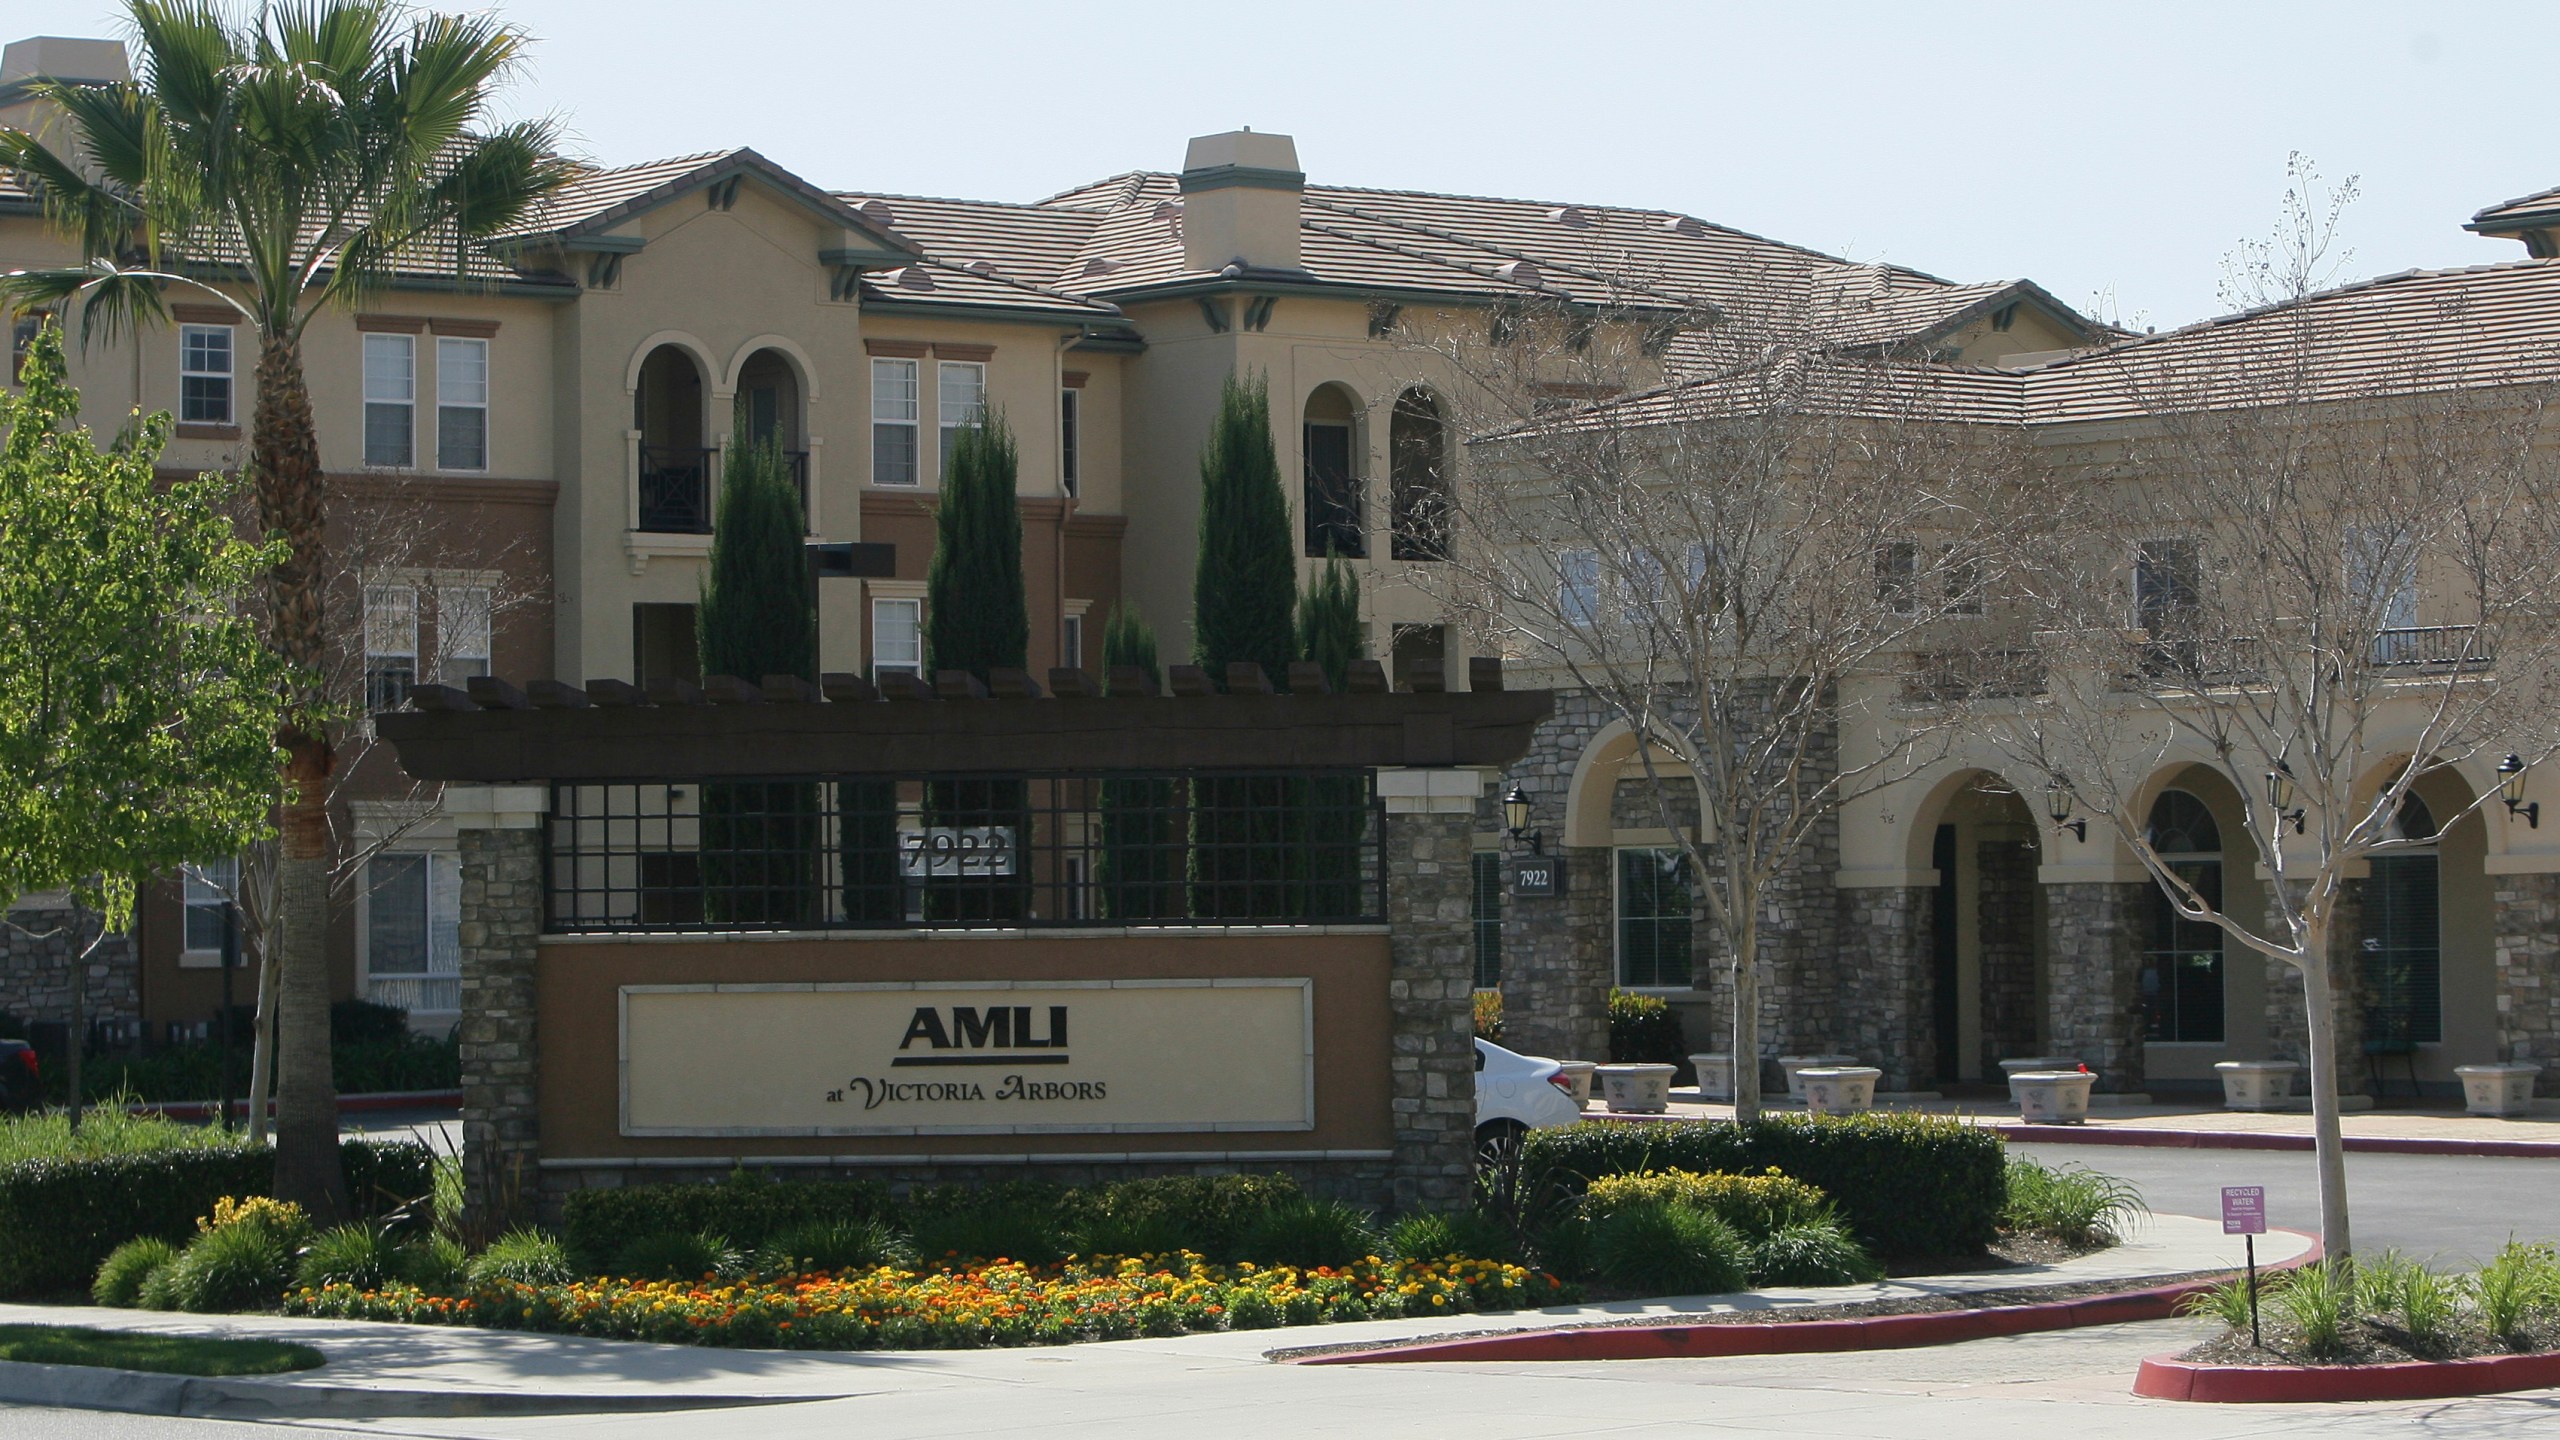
left=0, top=0, right=572, bottom=1219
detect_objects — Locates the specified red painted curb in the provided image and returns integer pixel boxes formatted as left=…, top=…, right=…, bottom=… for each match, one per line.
left=2134, top=1349, right=2560, bottom=1403
left=131, top=1090, right=460, bottom=1122
left=1291, top=1232, right=2323, bottom=1366
left=1994, top=1123, right=2560, bottom=1160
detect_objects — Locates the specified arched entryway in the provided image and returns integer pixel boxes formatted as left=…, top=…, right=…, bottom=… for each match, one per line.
left=2354, top=765, right=2494, bottom=1094
left=1916, top=773, right=2046, bottom=1085
left=1302, top=383, right=1364, bottom=559
left=634, top=343, right=711, bottom=533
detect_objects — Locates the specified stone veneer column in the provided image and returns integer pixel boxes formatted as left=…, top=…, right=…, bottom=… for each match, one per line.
left=1504, top=844, right=1612, bottom=1065
left=2042, top=881, right=2148, bottom=1092
left=1836, top=885, right=1935, bottom=1092
left=2495, top=871, right=2560, bottom=1063
left=1376, top=768, right=1490, bottom=1213
left=448, top=785, right=548, bottom=1231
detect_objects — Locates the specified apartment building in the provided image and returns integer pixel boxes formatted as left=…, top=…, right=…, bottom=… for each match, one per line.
left=10, top=30, right=2559, bottom=1108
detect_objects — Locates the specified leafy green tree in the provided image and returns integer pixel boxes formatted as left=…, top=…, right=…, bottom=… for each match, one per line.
left=0, top=1, right=572, bottom=1217
left=924, top=418, right=1029, bottom=920
left=1190, top=373, right=1298, bottom=916
left=0, top=323, right=289, bottom=1123
left=695, top=444, right=816, bottom=924
left=1097, top=603, right=1179, bottom=919
left=1294, top=553, right=1369, bottom=918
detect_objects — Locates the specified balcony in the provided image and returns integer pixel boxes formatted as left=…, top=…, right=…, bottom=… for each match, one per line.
left=637, top=446, right=715, bottom=534
left=1902, top=648, right=2045, bottom=704
left=2371, top=625, right=2490, bottom=669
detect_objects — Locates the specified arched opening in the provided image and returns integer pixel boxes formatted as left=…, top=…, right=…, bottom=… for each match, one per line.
left=2365, top=790, right=2441, bottom=1055
left=1389, top=387, right=1449, bottom=561
left=1302, top=384, right=1364, bottom=559
left=635, top=344, right=711, bottom=533
left=734, top=347, right=809, bottom=521
left=1906, top=769, right=2044, bottom=1084
left=2140, top=790, right=2225, bottom=1046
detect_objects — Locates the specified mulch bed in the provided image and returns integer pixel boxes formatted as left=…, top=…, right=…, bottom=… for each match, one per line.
left=2182, top=1315, right=2560, bottom=1368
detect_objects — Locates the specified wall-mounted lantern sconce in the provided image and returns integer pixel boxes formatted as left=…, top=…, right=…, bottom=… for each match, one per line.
left=2266, top=762, right=2307, bottom=835
left=2500, top=753, right=2541, bottom=829
left=1503, top=783, right=1545, bottom=854
left=2044, top=774, right=2086, bottom=843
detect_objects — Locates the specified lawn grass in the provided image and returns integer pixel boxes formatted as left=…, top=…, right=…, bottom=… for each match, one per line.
left=0, top=1323, right=322, bottom=1376
left=0, top=1103, right=242, bottom=1166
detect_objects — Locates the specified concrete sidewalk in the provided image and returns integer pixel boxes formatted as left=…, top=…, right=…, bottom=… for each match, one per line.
left=1602, top=1091, right=2560, bottom=1154
left=0, top=1213, right=2286, bottom=1418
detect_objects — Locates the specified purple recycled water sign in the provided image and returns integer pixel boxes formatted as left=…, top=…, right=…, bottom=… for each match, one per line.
left=2222, top=1185, right=2267, bottom=1235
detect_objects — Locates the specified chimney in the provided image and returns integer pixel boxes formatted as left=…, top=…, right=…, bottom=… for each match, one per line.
left=1178, top=129, right=1304, bottom=275
left=0, top=36, right=132, bottom=137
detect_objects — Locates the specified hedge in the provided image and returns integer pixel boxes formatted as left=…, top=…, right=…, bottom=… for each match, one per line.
left=0, top=1140, right=431, bottom=1298
left=563, top=1174, right=895, bottom=1271
left=1519, top=1114, right=2006, bottom=1260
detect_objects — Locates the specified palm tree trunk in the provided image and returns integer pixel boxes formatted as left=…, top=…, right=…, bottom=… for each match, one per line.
left=253, top=333, right=346, bottom=1222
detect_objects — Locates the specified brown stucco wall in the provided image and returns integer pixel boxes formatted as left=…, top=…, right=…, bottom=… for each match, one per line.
left=534, top=930, right=1394, bottom=1161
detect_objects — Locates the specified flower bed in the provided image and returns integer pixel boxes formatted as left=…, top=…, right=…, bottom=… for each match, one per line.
left=286, top=1251, right=1557, bottom=1350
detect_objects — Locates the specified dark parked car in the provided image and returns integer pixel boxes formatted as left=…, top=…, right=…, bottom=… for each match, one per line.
left=0, top=1040, right=37, bottom=1112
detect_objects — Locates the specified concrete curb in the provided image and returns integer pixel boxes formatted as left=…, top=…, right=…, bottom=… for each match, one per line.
left=1289, top=1232, right=2324, bottom=1366
left=1993, top=1122, right=2560, bottom=1160
left=2133, top=1348, right=2560, bottom=1403
left=0, top=1359, right=841, bottom=1419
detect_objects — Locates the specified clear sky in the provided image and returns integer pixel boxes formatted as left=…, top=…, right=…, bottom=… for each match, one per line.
left=11, top=0, right=2556, bottom=329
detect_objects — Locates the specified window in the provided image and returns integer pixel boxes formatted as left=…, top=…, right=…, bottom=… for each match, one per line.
left=9, top=311, right=44, bottom=383
left=1944, top=550, right=1984, bottom=615
left=2140, top=790, right=2224, bottom=1043
left=1560, top=550, right=1601, bottom=627
left=938, top=360, right=986, bottom=468
left=2365, top=793, right=2441, bottom=1046
left=1621, top=551, right=1665, bottom=629
left=1392, top=623, right=1445, bottom=692
left=631, top=602, right=698, bottom=687
left=179, top=324, right=234, bottom=425
left=871, top=358, right=918, bottom=486
left=436, top=336, right=488, bottom=471
left=1060, top=387, right=1080, bottom=497
left=363, top=583, right=418, bottom=712
left=872, top=596, right=922, bottom=681
left=1875, top=540, right=1919, bottom=614
left=2134, top=539, right=2200, bottom=628
left=1389, top=388, right=1449, bottom=561
left=181, top=857, right=238, bottom=955
left=435, top=584, right=491, bottom=686
left=1302, top=420, right=1362, bottom=558
left=1062, top=613, right=1085, bottom=672
left=1616, top=847, right=1693, bottom=988
left=365, top=852, right=460, bottom=1013
left=1471, top=851, right=1503, bottom=990
left=363, top=332, right=415, bottom=466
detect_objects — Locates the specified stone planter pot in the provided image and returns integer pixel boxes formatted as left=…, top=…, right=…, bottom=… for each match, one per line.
left=2013, top=1070, right=2097, bottom=1124
left=1778, top=1054, right=1858, bottom=1100
left=1999, top=1056, right=2078, bottom=1103
left=1554, top=1061, right=1598, bottom=1107
left=2214, top=1060, right=2299, bottom=1111
left=1688, top=1052, right=1734, bottom=1102
left=2455, top=1062, right=2542, bottom=1117
left=1797, top=1065, right=1881, bottom=1116
left=1597, top=1063, right=1676, bottom=1114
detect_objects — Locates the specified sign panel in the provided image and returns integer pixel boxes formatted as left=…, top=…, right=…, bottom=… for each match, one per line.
left=897, top=826, right=1017, bottom=878
left=620, top=980, right=1314, bottom=1137
left=2221, top=1185, right=2267, bottom=1235
left=1513, top=856, right=1565, bottom=897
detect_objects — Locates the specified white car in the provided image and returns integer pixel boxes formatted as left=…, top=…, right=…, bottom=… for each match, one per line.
left=1473, top=1037, right=1585, bottom=1158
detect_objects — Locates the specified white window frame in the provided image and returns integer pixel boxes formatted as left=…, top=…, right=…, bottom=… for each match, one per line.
left=435, top=335, right=489, bottom=472
left=363, top=332, right=416, bottom=467
left=871, top=357, right=919, bottom=487
left=1612, top=844, right=1695, bottom=992
left=179, top=323, right=234, bottom=426
left=938, top=359, right=987, bottom=471
left=1559, top=550, right=1601, bottom=628
left=435, top=583, right=492, bottom=687
left=1060, top=385, right=1080, bottom=497
left=1062, top=613, right=1085, bottom=671
left=359, top=850, right=461, bottom=1016
left=179, top=857, right=239, bottom=966
left=364, top=582, right=419, bottom=713
left=871, top=594, right=923, bottom=682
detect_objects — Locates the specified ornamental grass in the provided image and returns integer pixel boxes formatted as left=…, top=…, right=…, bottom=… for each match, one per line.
left=286, top=1251, right=1553, bottom=1350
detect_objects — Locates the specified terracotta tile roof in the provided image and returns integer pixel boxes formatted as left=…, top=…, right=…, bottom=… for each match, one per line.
left=499, top=149, right=742, bottom=238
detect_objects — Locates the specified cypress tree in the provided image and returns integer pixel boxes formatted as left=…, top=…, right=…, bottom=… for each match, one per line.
left=1098, top=602, right=1178, bottom=919
left=1192, top=371, right=1296, bottom=683
left=923, top=416, right=1029, bottom=920
left=695, top=442, right=815, bottom=924
left=1295, top=553, right=1369, bottom=918
left=1295, top=549, right=1362, bottom=691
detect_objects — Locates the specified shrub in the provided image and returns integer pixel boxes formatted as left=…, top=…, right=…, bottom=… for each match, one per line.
left=163, top=1222, right=297, bottom=1313
left=1579, top=1169, right=1832, bottom=1239
left=468, top=1229, right=574, bottom=1288
left=1473, top=990, right=1504, bottom=1042
left=1386, top=1210, right=1521, bottom=1264
left=298, top=1225, right=401, bottom=1292
left=1237, top=1198, right=1379, bottom=1268
left=135, top=1260, right=184, bottom=1311
left=1590, top=1201, right=1747, bottom=1296
left=2179, top=1274, right=2261, bottom=1332
left=399, top=1235, right=470, bottom=1293
left=610, top=1230, right=742, bottom=1282
left=1606, top=989, right=1686, bottom=1066
left=200, top=1196, right=312, bottom=1244
left=2275, top=1259, right=2353, bottom=1359
left=2474, top=1241, right=2560, bottom=1344
left=559, top=1172, right=890, bottom=1273
left=2001, top=1157, right=2146, bottom=1247
left=1520, top=1115, right=2005, bottom=1260
left=755, top=1218, right=910, bottom=1275
left=331, top=998, right=414, bottom=1046
left=0, top=1102, right=241, bottom=1165
left=92, top=1237, right=179, bottom=1308
left=1056, top=1174, right=1301, bottom=1263
left=1748, top=1215, right=1882, bottom=1287
left=908, top=1187, right=1068, bottom=1266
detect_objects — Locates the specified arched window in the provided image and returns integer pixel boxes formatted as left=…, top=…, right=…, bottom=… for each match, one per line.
left=2141, top=789, right=2224, bottom=1043
left=635, top=345, right=711, bottom=533
left=2368, top=789, right=2442, bottom=1045
left=1302, top=385, right=1363, bottom=559
left=1389, top=387, right=1449, bottom=561
left=734, top=347, right=808, bottom=523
